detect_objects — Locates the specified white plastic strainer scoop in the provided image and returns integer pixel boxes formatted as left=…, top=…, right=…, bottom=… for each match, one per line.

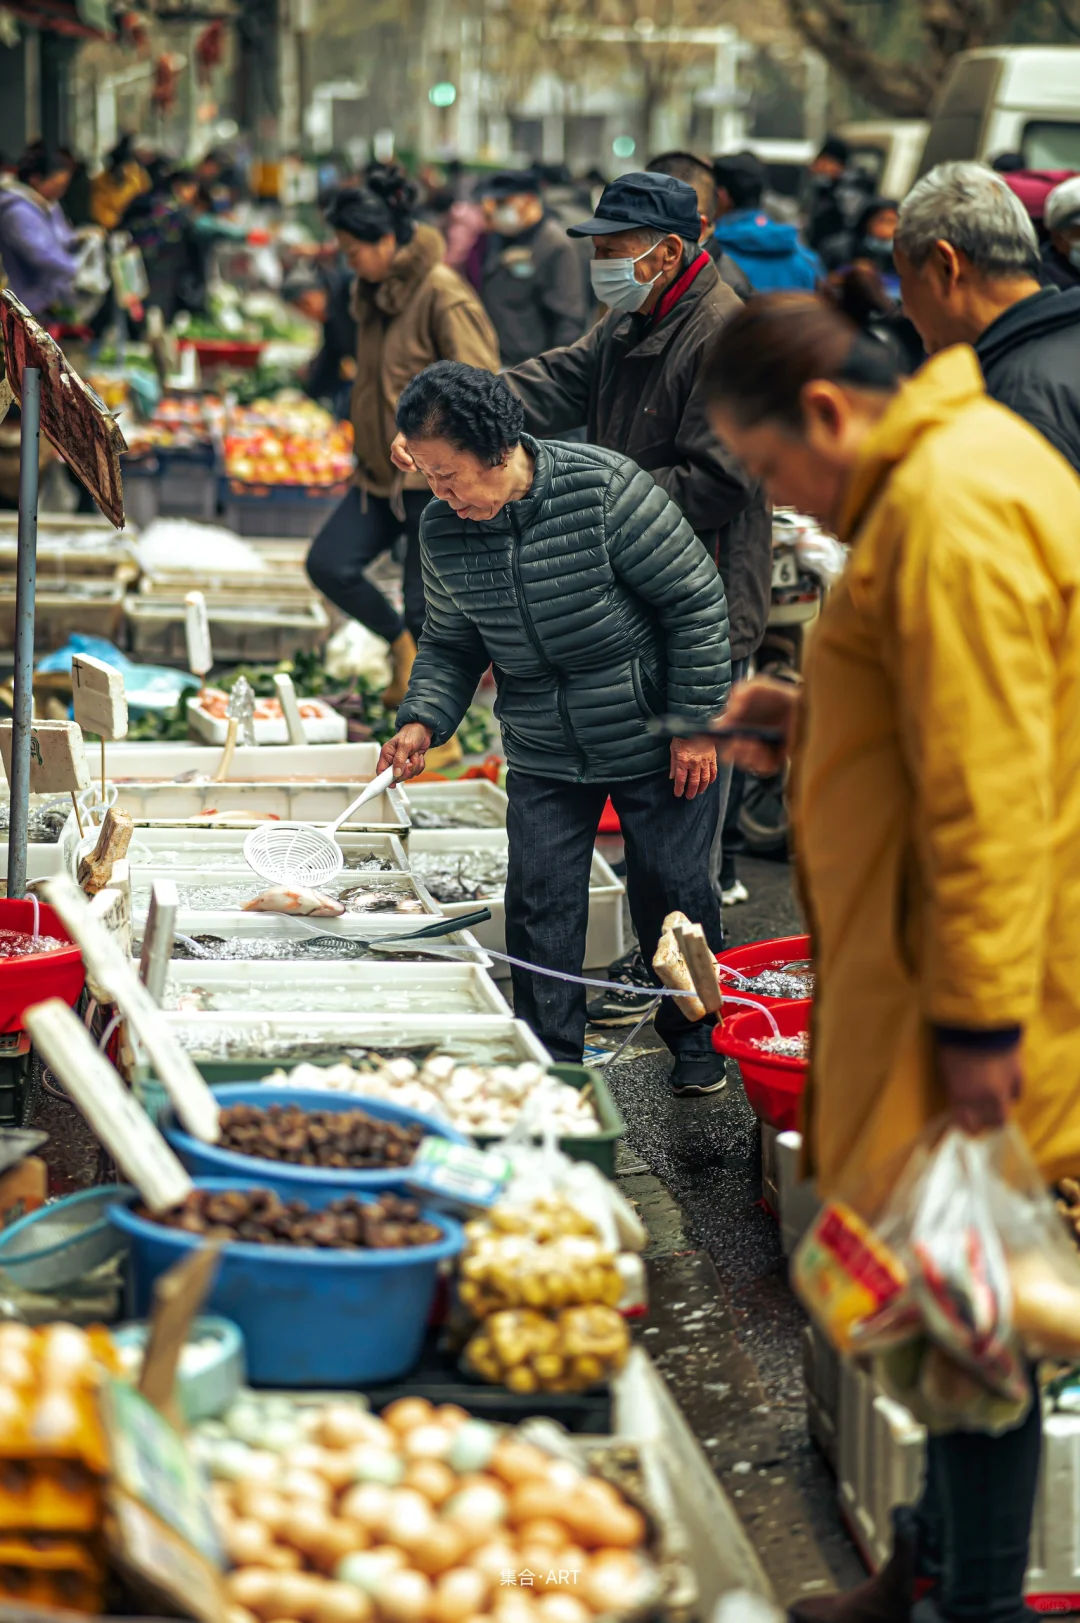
left=242, top=767, right=397, bottom=887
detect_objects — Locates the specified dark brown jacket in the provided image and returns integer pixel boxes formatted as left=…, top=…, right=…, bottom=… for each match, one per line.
left=504, top=255, right=771, bottom=659
left=350, top=223, right=499, bottom=498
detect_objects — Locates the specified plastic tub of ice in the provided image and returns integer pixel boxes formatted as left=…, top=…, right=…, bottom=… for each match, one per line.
left=102, top=741, right=379, bottom=781
left=400, top=780, right=508, bottom=830
left=80, top=827, right=408, bottom=877
left=408, top=829, right=625, bottom=969
left=141, top=910, right=491, bottom=967
left=129, top=867, right=438, bottom=919
left=156, top=1013, right=551, bottom=1072
left=160, top=959, right=511, bottom=1017
left=98, top=778, right=410, bottom=835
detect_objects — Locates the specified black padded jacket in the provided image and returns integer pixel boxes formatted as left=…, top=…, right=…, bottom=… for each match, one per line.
left=397, top=436, right=731, bottom=782
left=975, top=285, right=1080, bottom=475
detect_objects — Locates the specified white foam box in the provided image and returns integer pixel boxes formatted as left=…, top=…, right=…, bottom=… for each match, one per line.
left=76, top=826, right=408, bottom=876
left=96, top=779, right=410, bottom=835
left=837, top=1356, right=926, bottom=1573
left=140, top=908, right=491, bottom=966
left=186, top=695, right=347, bottom=747
left=407, top=827, right=626, bottom=970
left=161, top=959, right=512, bottom=1017
left=802, top=1322, right=842, bottom=1473
left=400, top=780, right=508, bottom=830
left=101, top=741, right=379, bottom=780
left=128, top=866, right=439, bottom=920
left=159, top=1012, right=552, bottom=1068
left=776, top=1129, right=821, bottom=1256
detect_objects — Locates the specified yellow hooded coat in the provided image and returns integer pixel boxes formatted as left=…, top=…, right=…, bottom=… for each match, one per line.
left=792, top=345, right=1080, bottom=1197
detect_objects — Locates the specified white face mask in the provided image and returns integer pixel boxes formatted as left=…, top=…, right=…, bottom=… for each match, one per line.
left=589, top=243, right=661, bottom=313
left=1069, top=242, right=1080, bottom=270
left=493, top=202, right=524, bottom=234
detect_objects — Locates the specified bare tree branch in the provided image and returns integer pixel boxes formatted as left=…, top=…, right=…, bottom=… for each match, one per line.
left=785, top=0, right=1028, bottom=117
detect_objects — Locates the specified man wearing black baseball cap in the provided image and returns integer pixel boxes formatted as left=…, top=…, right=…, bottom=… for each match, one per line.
left=500, top=168, right=770, bottom=1037
left=475, top=169, right=589, bottom=366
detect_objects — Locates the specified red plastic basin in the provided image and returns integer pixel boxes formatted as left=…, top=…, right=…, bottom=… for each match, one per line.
left=713, top=997, right=811, bottom=1132
left=0, top=900, right=84, bottom=1034
left=715, top=934, right=812, bottom=1008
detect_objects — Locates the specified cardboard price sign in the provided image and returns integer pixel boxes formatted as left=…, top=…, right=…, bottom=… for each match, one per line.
left=42, top=873, right=221, bottom=1145
left=0, top=291, right=127, bottom=529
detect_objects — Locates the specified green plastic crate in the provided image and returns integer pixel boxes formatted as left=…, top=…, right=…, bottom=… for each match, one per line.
left=139, top=1062, right=625, bottom=1178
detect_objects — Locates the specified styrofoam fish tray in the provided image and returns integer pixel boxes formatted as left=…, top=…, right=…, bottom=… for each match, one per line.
left=400, top=780, right=508, bottom=829
left=162, top=960, right=512, bottom=1017
left=128, top=867, right=439, bottom=919
left=102, top=741, right=380, bottom=781
left=187, top=697, right=347, bottom=747
left=97, top=780, right=409, bottom=835
left=142, top=909, right=491, bottom=965
left=124, top=592, right=329, bottom=665
left=408, top=828, right=625, bottom=970
left=802, top=1322, right=841, bottom=1473
left=76, top=827, right=409, bottom=877
left=159, top=1012, right=551, bottom=1068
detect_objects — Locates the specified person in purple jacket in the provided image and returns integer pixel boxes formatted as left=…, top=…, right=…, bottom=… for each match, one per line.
left=0, top=148, right=78, bottom=316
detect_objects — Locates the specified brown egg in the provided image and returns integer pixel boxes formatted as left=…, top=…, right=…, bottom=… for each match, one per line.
left=507, top=1484, right=567, bottom=1531
left=320, top=1406, right=379, bottom=1451
left=516, top=1551, right=568, bottom=1593
left=267, top=1573, right=326, bottom=1621
left=238, top=1486, right=292, bottom=1531
left=381, top=1398, right=435, bottom=1435
left=290, top=1445, right=332, bottom=1477
left=227, top=1569, right=279, bottom=1617
left=403, top=1424, right=455, bottom=1462
left=340, top=1483, right=395, bottom=1534
left=489, top=1441, right=553, bottom=1488
left=309, top=1581, right=373, bottom=1623
left=226, top=1607, right=260, bottom=1623
left=535, top=1595, right=589, bottom=1623
left=263, top=1547, right=305, bottom=1574
left=514, top=1522, right=566, bottom=1551
left=403, top=1460, right=456, bottom=1507
left=466, top=1540, right=519, bottom=1586
left=568, top=1500, right=645, bottom=1552
left=371, top=1568, right=431, bottom=1623
left=430, top=1567, right=489, bottom=1623
left=225, top=1519, right=277, bottom=1568
left=319, top=1452, right=360, bottom=1491
left=579, top=1552, right=650, bottom=1615
left=408, top=1522, right=467, bottom=1578
left=491, top=1590, right=538, bottom=1623
left=279, top=1469, right=334, bottom=1507
left=310, top=1520, right=369, bottom=1571
left=431, top=1405, right=471, bottom=1431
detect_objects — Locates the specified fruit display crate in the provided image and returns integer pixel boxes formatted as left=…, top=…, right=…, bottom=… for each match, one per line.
left=407, top=828, right=626, bottom=969
left=156, top=444, right=220, bottom=520
left=123, top=592, right=329, bottom=664
left=221, top=478, right=348, bottom=539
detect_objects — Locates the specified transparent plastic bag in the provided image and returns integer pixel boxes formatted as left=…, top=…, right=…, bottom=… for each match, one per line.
left=794, top=1121, right=1080, bottom=1406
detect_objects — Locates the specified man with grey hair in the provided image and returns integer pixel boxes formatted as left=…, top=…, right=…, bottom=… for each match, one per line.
left=896, top=159, right=1080, bottom=473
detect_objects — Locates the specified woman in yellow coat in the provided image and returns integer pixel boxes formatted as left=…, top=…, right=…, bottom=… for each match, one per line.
left=702, top=294, right=1080, bottom=1623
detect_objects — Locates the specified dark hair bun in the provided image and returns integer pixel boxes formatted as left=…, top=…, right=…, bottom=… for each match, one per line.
left=365, top=163, right=419, bottom=242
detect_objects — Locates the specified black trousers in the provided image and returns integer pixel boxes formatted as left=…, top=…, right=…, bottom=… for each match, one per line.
left=505, top=767, right=724, bottom=1063
left=909, top=1390, right=1042, bottom=1623
left=306, top=486, right=429, bottom=644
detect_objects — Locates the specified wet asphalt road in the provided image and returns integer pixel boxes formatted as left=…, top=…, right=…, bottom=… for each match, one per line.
left=593, top=847, right=865, bottom=1601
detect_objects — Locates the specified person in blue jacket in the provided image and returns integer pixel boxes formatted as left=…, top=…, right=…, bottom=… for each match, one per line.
left=711, top=152, right=822, bottom=293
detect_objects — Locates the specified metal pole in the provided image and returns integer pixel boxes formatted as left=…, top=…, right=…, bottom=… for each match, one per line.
left=8, top=367, right=40, bottom=900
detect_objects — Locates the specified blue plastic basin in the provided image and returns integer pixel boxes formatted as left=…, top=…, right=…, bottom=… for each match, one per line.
left=161, top=1085, right=467, bottom=1201
left=108, top=1179, right=463, bottom=1387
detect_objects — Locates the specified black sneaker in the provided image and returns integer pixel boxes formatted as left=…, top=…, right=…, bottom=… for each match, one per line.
left=586, top=948, right=657, bottom=1025
left=669, top=1053, right=728, bottom=1097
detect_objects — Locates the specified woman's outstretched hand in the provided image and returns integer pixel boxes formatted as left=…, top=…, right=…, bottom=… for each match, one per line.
left=670, top=736, right=717, bottom=799
left=713, top=677, right=800, bottom=775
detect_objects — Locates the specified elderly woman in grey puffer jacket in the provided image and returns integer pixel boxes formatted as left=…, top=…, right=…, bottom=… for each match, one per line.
left=380, top=361, right=731, bottom=1095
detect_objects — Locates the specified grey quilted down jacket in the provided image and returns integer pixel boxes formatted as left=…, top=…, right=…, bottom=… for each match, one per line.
left=397, top=436, right=731, bottom=782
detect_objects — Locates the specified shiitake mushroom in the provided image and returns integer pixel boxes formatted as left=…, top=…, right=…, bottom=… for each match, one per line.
left=146, top=1189, right=441, bottom=1251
